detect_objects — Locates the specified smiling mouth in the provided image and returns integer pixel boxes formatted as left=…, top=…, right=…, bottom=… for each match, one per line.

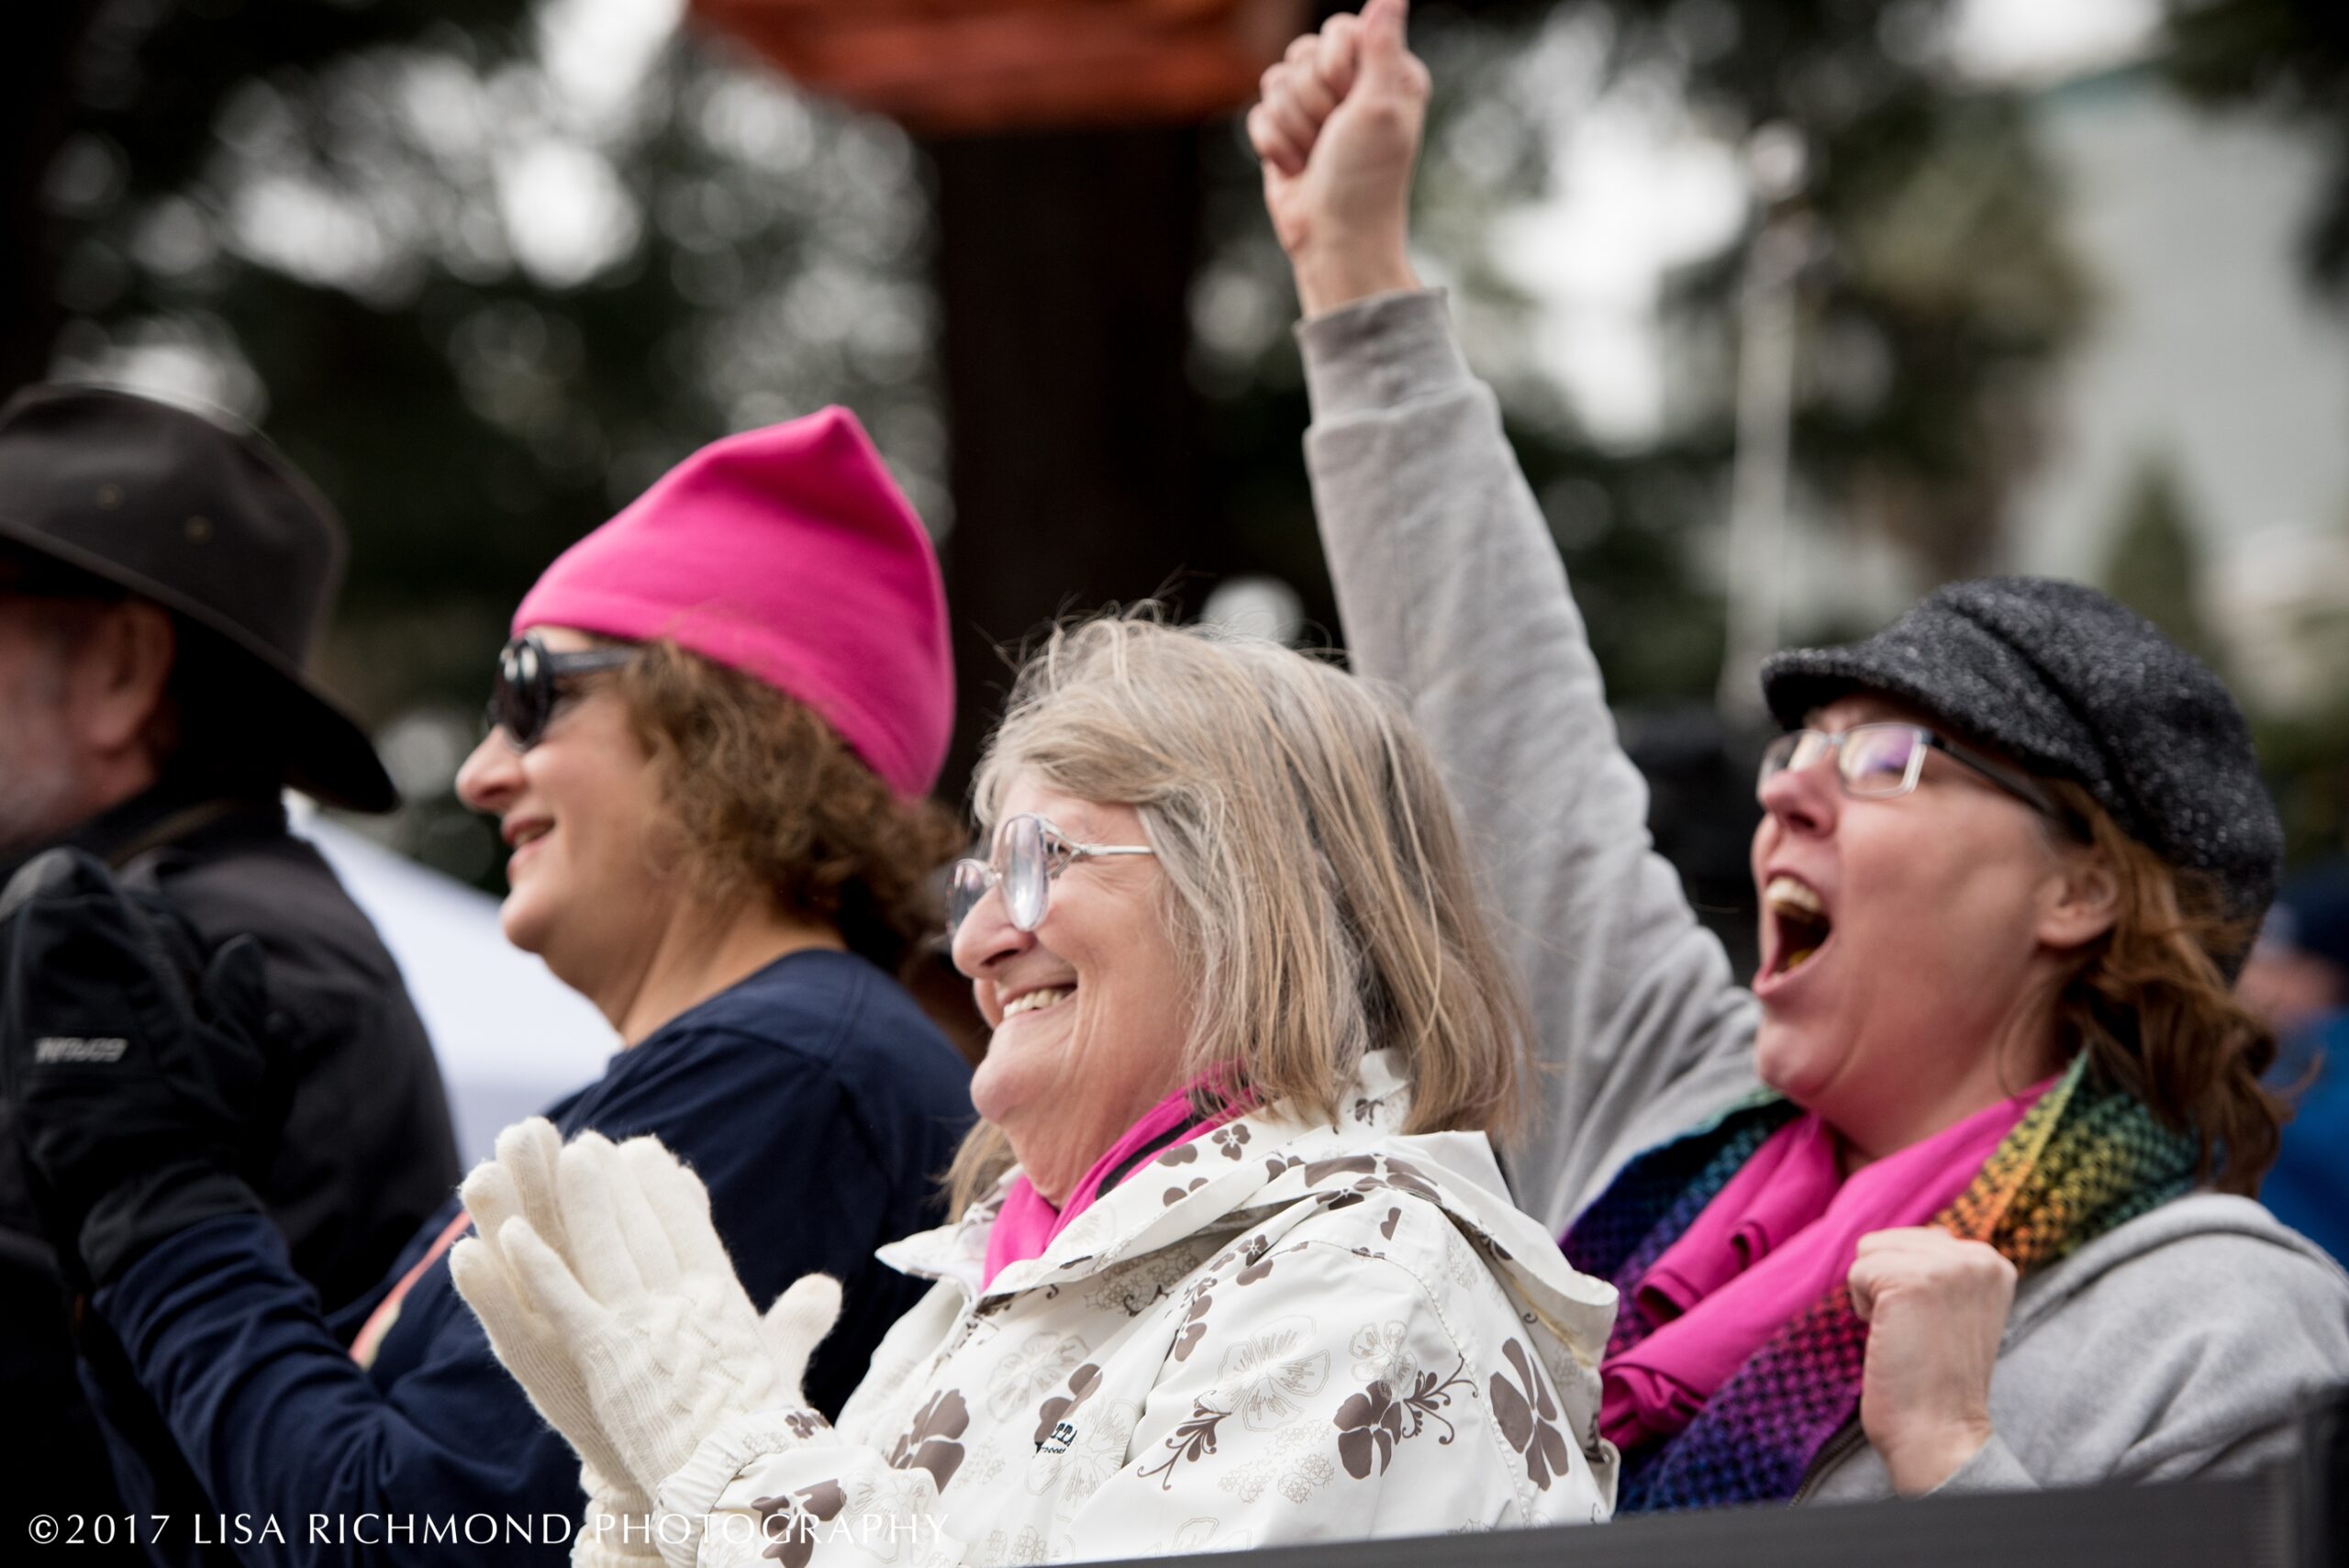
left=1000, top=985, right=1074, bottom=1021
left=1763, top=875, right=1832, bottom=978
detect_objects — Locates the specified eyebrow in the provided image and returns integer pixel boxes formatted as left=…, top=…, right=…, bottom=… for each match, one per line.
left=1052, top=806, right=1106, bottom=840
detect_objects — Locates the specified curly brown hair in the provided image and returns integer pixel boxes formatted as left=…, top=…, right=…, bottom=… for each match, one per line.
left=611, top=639, right=964, bottom=978
left=2043, top=778, right=2287, bottom=1195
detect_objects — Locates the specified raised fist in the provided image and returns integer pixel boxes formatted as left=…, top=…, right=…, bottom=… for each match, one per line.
left=1249, top=0, right=1429, bottom=316
left=1848, top=1226, right=2016, bottom=1495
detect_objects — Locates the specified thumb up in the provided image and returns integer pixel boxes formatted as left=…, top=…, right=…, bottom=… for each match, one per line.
left=1250, top=0, right=1429, bottom=316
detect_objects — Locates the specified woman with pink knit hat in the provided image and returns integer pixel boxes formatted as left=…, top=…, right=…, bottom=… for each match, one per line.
left=10, top=407, right=977, bottom=1567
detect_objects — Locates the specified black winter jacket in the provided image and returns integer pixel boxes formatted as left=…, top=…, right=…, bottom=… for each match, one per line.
left=0, top=787, right=460, bottom=1563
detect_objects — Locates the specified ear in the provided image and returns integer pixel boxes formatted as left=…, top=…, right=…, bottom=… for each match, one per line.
left=2034, top=840, right=2121, bottom=952
left=69, top=600, right=177, bottom=756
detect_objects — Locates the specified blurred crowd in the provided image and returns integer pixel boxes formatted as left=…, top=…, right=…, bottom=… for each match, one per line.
left=2, top=6, right=2343, bottom=1567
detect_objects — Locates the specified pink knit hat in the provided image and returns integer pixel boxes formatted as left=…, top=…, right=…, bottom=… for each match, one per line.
left=512, top=407, right=952, bottom=799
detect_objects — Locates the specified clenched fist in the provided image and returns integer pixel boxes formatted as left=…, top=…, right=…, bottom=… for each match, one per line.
left=1249, top=0, right=1428, bottom=316
left=1848, top=1226, right=2017, bottom=1495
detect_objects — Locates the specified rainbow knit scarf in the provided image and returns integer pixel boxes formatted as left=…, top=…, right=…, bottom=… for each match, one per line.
left=1562, top=1053, right=2199, bottom=1511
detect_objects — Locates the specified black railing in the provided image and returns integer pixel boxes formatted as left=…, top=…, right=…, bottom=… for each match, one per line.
left=1110, top=1388, right=2345, bottom=1568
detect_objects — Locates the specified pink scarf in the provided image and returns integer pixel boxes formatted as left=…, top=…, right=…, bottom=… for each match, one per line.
left=982, top=1083, right=1237, bottom=1287
left=1599, top=1079, right=2052, bottom=1451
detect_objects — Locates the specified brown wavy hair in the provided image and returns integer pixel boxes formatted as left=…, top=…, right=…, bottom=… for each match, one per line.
left=613, top=639, right=964, bottom=978
left=2043, top=778, right=2286, bottom=1195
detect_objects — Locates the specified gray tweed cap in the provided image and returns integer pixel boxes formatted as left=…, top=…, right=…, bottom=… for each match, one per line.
left=1759, top=576, right=2282, bottom=937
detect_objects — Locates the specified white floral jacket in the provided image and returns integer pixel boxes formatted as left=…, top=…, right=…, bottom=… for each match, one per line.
left=653, top=1050, right=1619, bottom=1568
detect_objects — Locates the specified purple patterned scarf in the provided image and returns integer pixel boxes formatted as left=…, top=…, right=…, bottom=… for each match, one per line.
left=1562, top=1053, right=2199, bottom=1511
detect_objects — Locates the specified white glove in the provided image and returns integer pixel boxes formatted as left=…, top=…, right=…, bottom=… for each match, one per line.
left=489, top=1132, right=841, bottom=1506
left=451, top=1118, right=651, bottom=1509
left=572, top=1465, right=663, bottom=1568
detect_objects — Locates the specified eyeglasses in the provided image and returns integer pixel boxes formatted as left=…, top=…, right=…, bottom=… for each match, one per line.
left=947, top=812, right=1156, bottom=934
left=1758, top=723, right=2065, bottom=823
left=484, top=634, right=638, bottom=751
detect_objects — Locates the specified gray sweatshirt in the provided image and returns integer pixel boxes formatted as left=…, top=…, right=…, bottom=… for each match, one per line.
left=1297, top=287, right=2349, bottom=1501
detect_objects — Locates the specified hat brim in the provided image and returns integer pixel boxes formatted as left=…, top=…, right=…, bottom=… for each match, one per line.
left=0, top=514, right=398, bottom=814
left=1759, top=644, right=2057, bottom=776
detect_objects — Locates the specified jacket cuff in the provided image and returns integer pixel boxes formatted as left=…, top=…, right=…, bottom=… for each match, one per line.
left=1924, top=1432, right=2037, bottom=1496
left=573, top=1503, right=663, bottom=1568
left=652, top=1406, right=830, bottom=1568
left=573, top=1469, right=662, bottom=1567
left=1296, top=289, right=1471, bottom=424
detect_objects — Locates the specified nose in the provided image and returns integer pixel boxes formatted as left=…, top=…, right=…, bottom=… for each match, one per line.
left=455, top=728, right=522, bottom=815
left=1757, top=744, right=1838, bottom=840
left=949, top=881, right=1033, bottom=983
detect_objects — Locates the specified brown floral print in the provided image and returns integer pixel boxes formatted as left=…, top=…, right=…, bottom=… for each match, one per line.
left=1488, top=1339, right=1572, bottom=1492
left=1331, top=1355, right=1472, bottom=1480
left=885, top=1388, right=971, bottom=1491
left=1172, top=1289, right=1213, bottom=1362
left=1376, top=1157, right=1442, bottom=1204
left=753, top=1479, right=846, bottom=1568
left=1136, top=1398, right=1232, bottom=1491
left=1031, top=1362, right=1102, bottom=1449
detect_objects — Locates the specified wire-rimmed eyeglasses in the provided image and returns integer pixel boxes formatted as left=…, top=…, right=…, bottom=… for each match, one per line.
left=947, top=812, right=1156, bottom=933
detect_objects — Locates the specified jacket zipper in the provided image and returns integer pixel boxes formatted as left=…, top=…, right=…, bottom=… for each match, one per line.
left=1790, top=1419, right=1865, bottom=1504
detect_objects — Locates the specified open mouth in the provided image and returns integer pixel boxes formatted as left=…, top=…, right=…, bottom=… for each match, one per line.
left=1000, top=984, right=1074, bottom=1021
left=1762, top=874, right=1832, bottom=979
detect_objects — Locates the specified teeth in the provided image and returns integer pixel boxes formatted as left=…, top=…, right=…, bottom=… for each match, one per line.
left=1001, top=986, right=1073, bottom=1019
left=1764, top=875, right=1823, bottom=916
left=1762, top=875, right=1829, bottom=976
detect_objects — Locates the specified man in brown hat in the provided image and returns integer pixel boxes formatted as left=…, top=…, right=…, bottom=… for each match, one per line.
left=0, top=384, right=460, bottom=1559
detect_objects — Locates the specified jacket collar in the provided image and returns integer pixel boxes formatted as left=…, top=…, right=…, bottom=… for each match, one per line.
left=881, top=1048, right=1617, bottom=1352
left=0, top=781, right=282, bottom=885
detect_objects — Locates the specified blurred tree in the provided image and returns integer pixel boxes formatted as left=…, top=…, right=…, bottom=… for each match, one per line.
left=2101, top=452, right=2225, bottom=674
left=1186, top=0, right=2088, bottom=717
left=2164, top=0, right=2349, bottom=297
left=2160, top=2, right=2349, bottom=875
left=1615, top=0, right=2088, bottom=589
left=14, top=0, right=2088, bottom=882
left=17, top=0, right=943, bottom=879
left=2249, top=506, right=2349, bottom=866
left=1, top=0, right=105, bottom=395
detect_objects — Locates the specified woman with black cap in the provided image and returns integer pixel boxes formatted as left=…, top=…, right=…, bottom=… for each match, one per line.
left=1252, top=0, right=2349, bottom=1510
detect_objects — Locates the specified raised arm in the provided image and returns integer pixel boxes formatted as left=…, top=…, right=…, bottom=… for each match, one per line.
left=1253, top=0, right=1760, bottom=1229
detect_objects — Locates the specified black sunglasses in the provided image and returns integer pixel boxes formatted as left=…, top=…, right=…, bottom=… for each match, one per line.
left=485, top=634, right=637, bottom=751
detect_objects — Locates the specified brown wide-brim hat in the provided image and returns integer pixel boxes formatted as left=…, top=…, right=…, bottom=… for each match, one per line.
left=0, top=384, right=397, bottom=813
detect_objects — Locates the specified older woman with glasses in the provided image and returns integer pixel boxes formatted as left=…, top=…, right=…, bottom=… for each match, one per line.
left=1251, top=0, right=2349, bottom=1513
left=453, top=615, right=1620, bottom=1565
left=0, top=407, right=976, bottom=1566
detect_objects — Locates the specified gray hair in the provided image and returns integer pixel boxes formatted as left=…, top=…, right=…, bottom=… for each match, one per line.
left=947, top=613, right=1530, bottom=1214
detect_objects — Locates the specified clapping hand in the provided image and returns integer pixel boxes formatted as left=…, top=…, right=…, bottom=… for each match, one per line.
left=451, top=1128, right=841, bottom=1529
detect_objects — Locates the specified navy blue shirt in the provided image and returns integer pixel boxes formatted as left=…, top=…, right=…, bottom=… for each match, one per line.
left=94, top=950, right=974, bottom=1567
